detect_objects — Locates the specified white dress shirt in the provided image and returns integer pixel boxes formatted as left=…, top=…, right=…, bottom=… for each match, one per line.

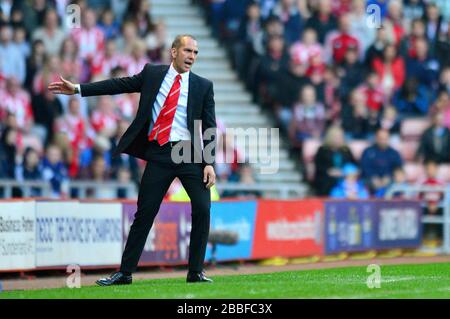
left=148, top=63, right=191, bottom=141
left=77, top=63, right=191, bottom=142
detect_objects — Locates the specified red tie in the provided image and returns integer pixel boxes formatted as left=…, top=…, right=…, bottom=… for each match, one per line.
left=148, top=74, right=182, bottom=145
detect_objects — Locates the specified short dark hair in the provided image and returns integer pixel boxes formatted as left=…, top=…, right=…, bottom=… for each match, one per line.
left=171, top=34, right=197, bottom=49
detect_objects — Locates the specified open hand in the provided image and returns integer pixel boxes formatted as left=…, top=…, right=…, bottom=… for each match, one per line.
left=48, top=76, right=77, bottom=95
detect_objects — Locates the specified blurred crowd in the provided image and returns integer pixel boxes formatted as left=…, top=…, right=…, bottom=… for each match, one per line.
left=0, top=0, right=259, bottom=200
left=198, top=0, right=450, bottom=196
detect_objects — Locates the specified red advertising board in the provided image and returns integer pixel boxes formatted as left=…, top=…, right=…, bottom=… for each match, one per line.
left=252, top=199, right=324, bottom=258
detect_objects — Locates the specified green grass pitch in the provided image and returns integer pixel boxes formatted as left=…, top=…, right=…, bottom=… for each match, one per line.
left=1, top=262, right=449, bottom=299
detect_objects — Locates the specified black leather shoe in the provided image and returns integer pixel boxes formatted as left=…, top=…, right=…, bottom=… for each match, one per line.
left=96, top=272, right=132, bottom=286
left=186, top=271, right=213, bottom=283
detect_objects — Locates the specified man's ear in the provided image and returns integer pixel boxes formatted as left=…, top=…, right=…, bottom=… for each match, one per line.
left=170, top=47, right=177, bottom=59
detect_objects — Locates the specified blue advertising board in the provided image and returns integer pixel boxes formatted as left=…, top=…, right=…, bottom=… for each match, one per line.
left=373, top=201, right=422, bottom=249
left=205, top=201, right=257, bottom=262
left=324, top=201, right=375, bottom=254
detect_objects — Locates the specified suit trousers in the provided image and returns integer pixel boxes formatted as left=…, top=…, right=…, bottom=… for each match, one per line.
left=120, top=140, right=211, bottom=273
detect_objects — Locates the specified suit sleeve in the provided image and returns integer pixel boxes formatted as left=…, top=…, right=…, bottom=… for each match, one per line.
left=201, top=81, right=217, bottom=167
left=80, top=65, right=146, bottom=97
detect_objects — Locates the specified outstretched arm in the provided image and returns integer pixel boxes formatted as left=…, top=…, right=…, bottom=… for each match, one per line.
left=48, top=65, right=146, bottom=97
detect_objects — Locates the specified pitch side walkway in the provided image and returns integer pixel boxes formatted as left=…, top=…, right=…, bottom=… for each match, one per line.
left=2, top=255, right=450, bottom=291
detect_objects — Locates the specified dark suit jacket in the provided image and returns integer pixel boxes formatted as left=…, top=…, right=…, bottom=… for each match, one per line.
left=80, top=64, right=216, bottom=166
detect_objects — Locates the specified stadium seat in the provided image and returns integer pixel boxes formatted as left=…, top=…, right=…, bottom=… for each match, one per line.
left=348, top=140, right=370, bottom=161
left=437, top=164, right=450, bottom=183
left=403, top=162, right=426, bottom=183
left=400, top=118, right=430, bottom=141
left=392, top=140, right=419, bottom=162
left=302, top=139, right=321, bottom=163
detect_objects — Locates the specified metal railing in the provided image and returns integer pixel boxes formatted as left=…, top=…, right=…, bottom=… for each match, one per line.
left=215, top=182, right=307, bottom=199
left=0, top=179, right=307, bottom=200
left=0, top=180, right=137, bottom=199
left=385, top=184, right=450, bottom=254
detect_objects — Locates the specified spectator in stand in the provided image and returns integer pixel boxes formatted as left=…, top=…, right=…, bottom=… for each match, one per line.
left=313, top=125, right=356, bottom=196
left=55, top=96, right=94, bottom=176
left=288, top=84, right=326, bottom=148
left=31, top=8, right=65, bottom=56
left=418, top=160, right=444, bottom=244
left=399, top=18, right=426, bottom=59
left=79, top=154, right=115, bottom=199
left=71, top=8, right=105, bottom=62
left=269, top=0, right=303, bottom=45
left=24, top=39, right=46, bottom=92
left=15, top=147, right=43, bottom=197
left=430, top=91, right=450, bottom=129
left=109, top=66, right=139, bottom=120
left=42, top=143, right=69, bottom=198
left=124, top=40, right=151, bottom=76
left=124, top=0, right=155, bottom=38
left=342, top=88, right=376, bottom=140
left=0, top=126, right=18, bottom=179
left=372, top=43, right=405, bottom=99
left=304, top=0, right=338, bottom=44
left=324, top=13, right=360, bottom=65
left=98, top=8, right=121, bottom=40
left=392, top=77, right=431, bottom=115
left=116, top=166, right=137, bottom=199
left=289, top=28, right=324, bottom=75
left=13, top=26, right=30, bottom=59
left=364, top=24, right=395, bottom=68
left=115, top=19, right=139, bottom=56
left=59, top=37, right=83, bottom=83
left=358, top=72, right=385, bottom=114
left=330, top=163, right=369, bottom=199
left=91, top=39, right=125, bottom=79
left=419, top=160, right=444, bottom=215
left=321, top=66, right=343, bottom=124
left=32, top=54, right=62, bottom=95
left=405, top=37, right=440, bottom=90
left=256, top=35, right=290, bottom=106
left=90, top=95, right=119, bottom=138
left=423, top=2, right=446, bottom=44
left=416, top=111, right=450, bottom=164
left=0, top=76, right=33, bottom=132
left=385, top=0, right=405, bottom=45
left=338, top=47, right=366, bottom=102
left=31, top=86, right=63, bottom=145
left=233, top=1, right=264, bottom=79
left=437, top=66, right=450, bottom=94
left=376, top=105, right=401, bottom=140
left=144, top=20, right=170, bottom=63
left=384, top=166, right=409, bottom=198
left=223, top=163, right=261, bottom=198
left=0, top=24, right=26, bottom=84
left=435, top=21, right=449, bottom=68
left=110, top=119, right=139, bottom=184
left=360, top=128, right=403, bottom=196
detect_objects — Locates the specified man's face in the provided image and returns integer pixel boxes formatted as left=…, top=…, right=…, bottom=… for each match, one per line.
left=171, top=37, right=198, bottom=73
left=376, top=130, right=390, bottom=149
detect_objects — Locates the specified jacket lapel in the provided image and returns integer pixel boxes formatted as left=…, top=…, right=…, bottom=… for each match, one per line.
left=187, top=72, right=198, bottom=127
left=144, top=65, right=170, bottom=119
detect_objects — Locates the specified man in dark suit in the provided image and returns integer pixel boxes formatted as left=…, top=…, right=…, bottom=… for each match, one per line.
left=48, top=35, right=217, bottom=284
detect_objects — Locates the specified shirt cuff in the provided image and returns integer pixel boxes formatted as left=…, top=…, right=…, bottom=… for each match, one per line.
left=75, top=84, right=81, bottom=95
